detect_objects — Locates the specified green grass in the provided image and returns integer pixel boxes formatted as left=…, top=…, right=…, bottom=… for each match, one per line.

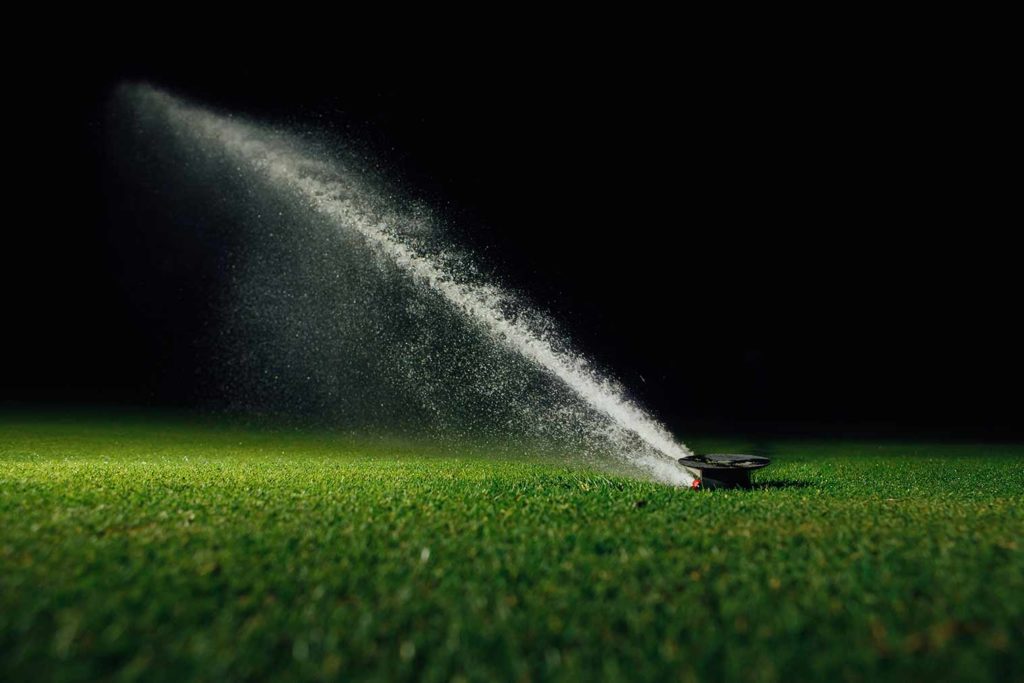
left=1, top=413, right=1022, bottom=682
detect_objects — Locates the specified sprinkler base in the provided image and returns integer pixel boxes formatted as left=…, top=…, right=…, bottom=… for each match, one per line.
left=678, top=454, right=771, bottom=489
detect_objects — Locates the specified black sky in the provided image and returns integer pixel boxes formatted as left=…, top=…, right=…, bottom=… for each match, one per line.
left=3, top=43, right=1019, bottom=437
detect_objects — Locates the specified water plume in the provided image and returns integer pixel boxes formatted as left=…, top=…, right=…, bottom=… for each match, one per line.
left=119, top=84, right=693, bottom=485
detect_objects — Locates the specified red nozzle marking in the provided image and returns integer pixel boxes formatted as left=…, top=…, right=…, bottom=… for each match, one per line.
left=691, top=479, right=701, bottom=490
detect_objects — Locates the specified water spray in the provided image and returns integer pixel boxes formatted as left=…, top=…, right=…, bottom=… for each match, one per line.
left=124, top=84, right=707, bottom=486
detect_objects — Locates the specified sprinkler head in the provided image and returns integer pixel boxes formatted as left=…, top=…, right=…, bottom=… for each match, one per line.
left=678, top=454, right=770, bottom=490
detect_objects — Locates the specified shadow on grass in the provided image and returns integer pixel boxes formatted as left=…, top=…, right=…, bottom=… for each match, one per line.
left=751, top=479, right=814, bottom=490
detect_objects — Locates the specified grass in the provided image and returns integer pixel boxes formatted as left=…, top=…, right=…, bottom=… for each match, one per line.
left=1, top=413, right=1022, bottom=682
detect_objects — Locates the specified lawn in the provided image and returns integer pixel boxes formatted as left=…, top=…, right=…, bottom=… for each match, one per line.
left=1, top=413, right=1022, bottom=681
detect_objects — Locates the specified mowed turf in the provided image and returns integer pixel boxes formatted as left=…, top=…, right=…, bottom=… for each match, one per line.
left=1, top=414, right=1022, bottom=682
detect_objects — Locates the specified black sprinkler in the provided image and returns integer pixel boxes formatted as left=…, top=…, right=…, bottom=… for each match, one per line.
left=678, top=454, right=771, bottom=490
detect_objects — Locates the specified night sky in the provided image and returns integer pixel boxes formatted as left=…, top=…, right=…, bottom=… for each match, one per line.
left=4, top=47, right=1019, bottom=437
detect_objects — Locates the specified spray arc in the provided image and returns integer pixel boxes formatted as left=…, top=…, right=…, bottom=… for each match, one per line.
left=128, top=84, right=697, bottom=486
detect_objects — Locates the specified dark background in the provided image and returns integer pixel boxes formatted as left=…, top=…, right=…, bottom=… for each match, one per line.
left=3, top=44, right=1019, bottom=438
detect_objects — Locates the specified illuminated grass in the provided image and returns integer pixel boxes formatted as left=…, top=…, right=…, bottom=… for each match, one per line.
left=1, top=415, right=1022, bottom=681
